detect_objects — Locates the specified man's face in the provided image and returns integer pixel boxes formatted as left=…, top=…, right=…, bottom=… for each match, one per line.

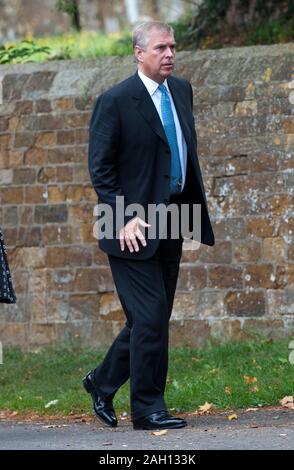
left=135, top=30, right=176, bottom=83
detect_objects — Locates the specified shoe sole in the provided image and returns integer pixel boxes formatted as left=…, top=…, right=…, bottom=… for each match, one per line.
left=133, top=422, right=187, bottom=430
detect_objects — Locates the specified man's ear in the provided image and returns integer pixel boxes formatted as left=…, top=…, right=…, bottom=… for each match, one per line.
left=135, top=45, right=144, bottom=63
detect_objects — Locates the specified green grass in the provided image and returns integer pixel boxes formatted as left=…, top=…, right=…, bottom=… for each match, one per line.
left=0, top=340, right=293, bottom=416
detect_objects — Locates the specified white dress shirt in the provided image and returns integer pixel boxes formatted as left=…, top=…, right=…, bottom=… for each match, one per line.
left=138, top=69, right=187, bottom=192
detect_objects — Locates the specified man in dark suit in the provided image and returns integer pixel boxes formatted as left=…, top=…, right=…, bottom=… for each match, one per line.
left=84, top=21, right=215, bottom=430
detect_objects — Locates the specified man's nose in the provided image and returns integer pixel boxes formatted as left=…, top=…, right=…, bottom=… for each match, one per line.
left=165, top=46, right=174, bottom=57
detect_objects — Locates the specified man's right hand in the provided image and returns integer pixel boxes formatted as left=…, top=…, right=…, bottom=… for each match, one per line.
left=119, top=217, right=151, bottom=253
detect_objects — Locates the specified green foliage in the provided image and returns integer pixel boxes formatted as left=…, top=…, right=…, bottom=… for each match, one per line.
left=246, top=18, right=294, bottom=45
left=0, top=40, right=51, bottom=64
left=173, top=0, right=294, bottom=50
left=55, top=0, right=80, bottom=31
left=1, top=32, right=132, bottom=64
left=55, top=0, right=77, bottom=15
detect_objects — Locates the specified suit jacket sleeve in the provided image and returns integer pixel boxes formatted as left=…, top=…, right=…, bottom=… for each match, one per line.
left=88, top=91, right=133, bottom=232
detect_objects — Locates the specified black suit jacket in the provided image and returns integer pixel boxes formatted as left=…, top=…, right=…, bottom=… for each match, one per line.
left=88, top=71, right=215, bottom=259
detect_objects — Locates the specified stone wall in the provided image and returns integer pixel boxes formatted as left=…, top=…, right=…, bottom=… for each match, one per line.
left=0, top=43, right=293, bottom=350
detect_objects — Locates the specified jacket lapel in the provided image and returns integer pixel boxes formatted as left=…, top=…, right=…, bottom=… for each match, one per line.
left=130, top=72, right=168, bottom=146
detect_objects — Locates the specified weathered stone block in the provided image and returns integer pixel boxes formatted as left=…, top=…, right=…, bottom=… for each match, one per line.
left=19, top=206, right=34, bottom=225
left=0, top=323, right=29, bottom=348
left=69, top=294, right=99, bottom=321
left=14, top=132, right=35, bottom=148
left=276, top=264, right=294, bottom=289
left=263, top=237, right=285, bottom=263
left=13, top=168, right=36, bottom=184
left=246, top=217, right=277, bottom=238
left=99, top=293, right=124, bottom=321
left=225, top=290, right=266, bottom=316
left=198, top=290, right=225, bottom=317
left=171, top=292, right=197, bottom=320
left=211, top=320, right=245, bottom=342
left=74, top=267, right=114, bottom=293
left=0, top=169, right=13, bottom=185
left=35, top=132, right=56, bottom=147
left=29, top=324, right=57, bottom=349
left=42, top=226, right=72, bottom=245
left=25, top=71, right=57, bottom=96
left=37, top=167, right=56, bottom=184
left=170, top=319, right=211, bottom=348
left=208, top=265, right=243, bottom=289
left=35, top=99, right=52, bottom=113
left=56, top=166, right=73, bottom=182
left=50, top=269, right=75, bottom=292
left=233, top=240, right=262, bottom=262
left=35, top=204, right=68, bottom=224
left=199, top=241, right=232, bottom=264
left=57, top=130, right=76, bottom=145
left=25, top=186, right=46, bottom=204
left=25, top=147, right=48, bottom=166
left=242, top=319, right=286, bottom=340
left=48, top=146, right=76, bottom=164
left=178, top=266, right=207, bottom=291
left=244, top=264, right=276, bottom=288
left=8, top=150, right=24, bottom=168
left=0, top=187, right=24, bottom=204
left=46, top=295, right=69, bottom=323
left=11, top=247, right=46, bottom=269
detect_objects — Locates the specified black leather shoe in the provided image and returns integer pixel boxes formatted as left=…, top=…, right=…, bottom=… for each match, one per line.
left=82, top=371, right=117, bottom=427
left=133, top=410, right=187, bottom=430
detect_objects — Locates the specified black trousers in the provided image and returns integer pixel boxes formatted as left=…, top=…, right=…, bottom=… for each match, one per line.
left=92, top=213, right=183, bottom=421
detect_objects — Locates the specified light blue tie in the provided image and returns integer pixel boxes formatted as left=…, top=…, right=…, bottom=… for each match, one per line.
left=158, top=84, right=182, bottom=195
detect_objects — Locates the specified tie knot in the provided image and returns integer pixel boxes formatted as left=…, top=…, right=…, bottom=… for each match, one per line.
left=158, top=84, right=168, bottom=95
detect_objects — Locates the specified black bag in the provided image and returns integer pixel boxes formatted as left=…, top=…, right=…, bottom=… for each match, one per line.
left=0, top=228, right=16, bottom=304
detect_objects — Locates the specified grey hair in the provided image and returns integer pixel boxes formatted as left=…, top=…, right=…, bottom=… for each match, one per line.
left=132, top=21, right=174, bottom=50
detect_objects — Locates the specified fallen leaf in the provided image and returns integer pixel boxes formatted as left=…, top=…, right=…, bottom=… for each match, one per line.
left=42, top=424, right=69, bottom=428
left=192, top=357, right=203, bottom=362
left=249, top=385, right=259, bottom=393
left=280, top=396, right=294, bottom=409
left=198, top=402, right=214, bottom=415
left=225, top=386, right=232, bottom=395
left=244, top=375, right=257, bottom=384
left=151, top=430, right=168, bottom=436
left=245, top=408, right=259, bottom=412
left=228, top=413, right=238, bottom=421
left=44, top=399, right=59, bottom=409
